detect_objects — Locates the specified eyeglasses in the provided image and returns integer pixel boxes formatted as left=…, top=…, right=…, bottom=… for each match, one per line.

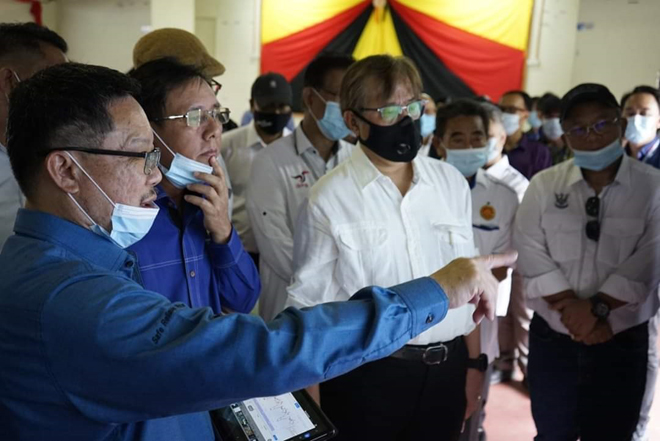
left=585, top=196, right=600, bottom=241
left=565, top=118, right=620, bottom=139
left=360, top=99, right=426, bottom=124
left=153, top=107, right=231, bottom=128
left=499, top=105, right=526, bottom=114
left=209, top=79, right=222, bottom=96
left=48, top=147, right=161, bottom=175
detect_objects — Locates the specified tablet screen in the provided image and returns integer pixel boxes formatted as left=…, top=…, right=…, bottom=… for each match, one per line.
left=211, top=390, right=336, bottom=441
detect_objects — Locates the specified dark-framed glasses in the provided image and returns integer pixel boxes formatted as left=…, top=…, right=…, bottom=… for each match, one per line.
left=585, top=196, right=600, bottom=241
left=209, top=79, right=222, bottom=96
left=360, top=99, right=427, bottom=124
left=153, top=107, right=231, bottom=128
left=48, top=147, right=161, bottom=175
left=565, top=118, right=620, bottom=139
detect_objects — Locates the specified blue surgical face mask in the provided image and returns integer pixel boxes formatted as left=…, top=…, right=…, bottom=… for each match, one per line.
left=572, top=138, right=624, bottom=171
left=486, top=137, right=500, bottom=163
left=66, top=152, right=159, bottom=248
left=153, top=129, right=213, bottom=189
left=445, top=145, right=489, bottom=177
left=310, top=89, right=354, bottom=141
left=502, top=113, right=520, bottom=136
left=625, top=115, right=658, bottom=145
left=528, top=110, right=542, bottom=129
left=420, top=113, right=436, bottom=138
left=542, top=117, right=564, bottom=140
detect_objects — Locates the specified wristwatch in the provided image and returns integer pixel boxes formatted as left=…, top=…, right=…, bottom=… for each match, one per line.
left=590, top=296, right=611, bottom=320
left=467, top=354, right=489, bottom=372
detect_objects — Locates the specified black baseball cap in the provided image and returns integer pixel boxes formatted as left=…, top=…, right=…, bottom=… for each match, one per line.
left=251, top=72, right=292, bottom=108
left=560, top=83, right=619, bottom=121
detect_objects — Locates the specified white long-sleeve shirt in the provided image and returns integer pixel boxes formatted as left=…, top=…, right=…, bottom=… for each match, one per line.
left=471, top=168, right=519, bottom=360
left=247, top=126, right=354, bottom=321
left=287, top=145, right=477, bottom=345
left=514, top=155, right=660, bottom=335
left=0, top=143, right=23, bottom=250
left=221, top=122, right=291, bottom=253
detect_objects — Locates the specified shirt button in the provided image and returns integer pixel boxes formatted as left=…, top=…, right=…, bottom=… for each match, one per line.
left=426, top=314, right=434, bottom=324
left=124, top=260, right=134, bottom=268
left=190, top=270, right=196, bottom=278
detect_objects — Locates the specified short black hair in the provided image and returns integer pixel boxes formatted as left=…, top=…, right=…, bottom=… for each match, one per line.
left=6, top=63, right=140, bottom=198
left=538, top=93, right=562, bottom=115
left=435, top=98, right=490, bottom=138
left=0, top=22, right=67, bottom=62
left=502, top=90, right=532, bottom=111
left=303, top=53, right=355, bottom=90
left=621, top=85, right=660, bottom=110
left=129, top=57, right=207, bottom=123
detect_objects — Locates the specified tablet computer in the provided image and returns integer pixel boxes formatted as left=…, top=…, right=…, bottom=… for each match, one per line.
left=211, top=389, right=337, bottom=441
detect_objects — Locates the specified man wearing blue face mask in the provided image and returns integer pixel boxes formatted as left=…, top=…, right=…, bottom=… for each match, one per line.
left=222, top=72, right=294, bottom=268
left=514, top=83, right=660, bottom=441
left=537, top=93, right=572, bottom=165
left=127, top=58, right=260, bottom=316
left=622, top=85, right=660, bottom=169
left=527, top=96, right=543, bottom=140
left=435, top=100, right=520, bottom=441
left=246, top=54, right=355, bottom=325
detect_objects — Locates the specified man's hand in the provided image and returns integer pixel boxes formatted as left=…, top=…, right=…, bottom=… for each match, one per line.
left=464, top=368, right=485, bottom=420
left=551, top=298, right=598, bottom=339
left=576, top=321, right=613, bottom=346
left=184, top=156, right=232, bottom=244
left=430, top=252, right=518, bottom=323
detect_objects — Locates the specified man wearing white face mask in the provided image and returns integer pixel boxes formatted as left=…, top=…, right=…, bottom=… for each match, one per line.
left=622, top=85, right=660, bottom=169
left=247, top=54, right=355, bottom=323
left=537, top=93, right=572, bottom=165
left=0, top=23, right=68, bottom=250
left=499, top=90, right=552, bottom=179
left=127, top=58, right=260, bottom=316
left=515, top=83, right=660, bottom=440
left=435, top=100, right=519, bottom=441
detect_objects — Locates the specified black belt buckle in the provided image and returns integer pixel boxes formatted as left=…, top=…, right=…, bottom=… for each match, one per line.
left=422, top=343, right=448, bottom=365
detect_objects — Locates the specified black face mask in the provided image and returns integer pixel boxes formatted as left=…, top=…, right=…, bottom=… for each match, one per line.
left=254, top=111, right=291, bottom=135
left=352, top=111, right=421, bottom=162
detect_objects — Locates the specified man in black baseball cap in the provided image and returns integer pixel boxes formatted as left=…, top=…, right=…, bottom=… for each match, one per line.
left=515, top=81, right=660, bottom=440
left=221, top=72, right=294, bottom=266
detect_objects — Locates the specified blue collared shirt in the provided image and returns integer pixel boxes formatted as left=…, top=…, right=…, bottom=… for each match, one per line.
left=128, top=187, right=259, bottom=314
left=0, top=209, right=449, bottom=441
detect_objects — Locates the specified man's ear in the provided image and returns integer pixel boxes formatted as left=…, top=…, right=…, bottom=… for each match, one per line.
left=45, top=151, right=81, bottom=194
left=249, top=98, right=256, bottom=113
left=0, top=67, right=18, bottom=98
left=344, top=110, right=360, bottom=135
left=432, top=135, right=446, bottom=159
left=301, top=87, right=314, bottom=112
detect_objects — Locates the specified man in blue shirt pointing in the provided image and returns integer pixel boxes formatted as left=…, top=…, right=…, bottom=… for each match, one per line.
left=0, top=62, right=516, bottom=441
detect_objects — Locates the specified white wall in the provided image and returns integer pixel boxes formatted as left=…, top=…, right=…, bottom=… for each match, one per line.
left=572, top=0, right=660, bottom=100
left=56, top=0, right=150, bottom=73
left=525, top=0, right=581, bottom=98
left=0, top=1, right=33, bottom=23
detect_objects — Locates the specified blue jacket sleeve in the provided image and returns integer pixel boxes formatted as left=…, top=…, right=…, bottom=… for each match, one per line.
left=42, top=275, right=447, bottom=424
left=207, top=226, right=260, bottom=313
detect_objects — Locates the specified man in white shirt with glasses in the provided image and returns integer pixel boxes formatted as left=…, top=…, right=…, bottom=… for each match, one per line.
left=515, top=83, right=660, bottom=441
left=287, top=54, right=479, bottom=441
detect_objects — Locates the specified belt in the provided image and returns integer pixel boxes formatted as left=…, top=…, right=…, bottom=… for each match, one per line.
left=389, top=337, right=462, bottom=365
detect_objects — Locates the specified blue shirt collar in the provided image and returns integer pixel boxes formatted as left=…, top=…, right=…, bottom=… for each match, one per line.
left=638, top=136, right=659, bottom=160
left=13, top=208, right=131, bottom=272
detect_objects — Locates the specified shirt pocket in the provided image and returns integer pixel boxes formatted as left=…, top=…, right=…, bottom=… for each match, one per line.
left=599, top=218, right=644, bottom=267
left=432, top=222, right=475, bottom=262
left=335, top=223, right=389, bottom=293
left=541, top=213, right=582, bottom=262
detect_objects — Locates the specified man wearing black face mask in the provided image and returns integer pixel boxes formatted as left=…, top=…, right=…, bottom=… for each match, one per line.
left=222, top=72, right=293, bottom=265
left=286, top=55, right=480, bottom=441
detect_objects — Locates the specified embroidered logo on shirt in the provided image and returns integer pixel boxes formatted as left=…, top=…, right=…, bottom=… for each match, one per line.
left=292, top=170, right=310, bottom=188
left=555, top=193, right=569, bottom=209
left=480, top=204, right=496, bottom=221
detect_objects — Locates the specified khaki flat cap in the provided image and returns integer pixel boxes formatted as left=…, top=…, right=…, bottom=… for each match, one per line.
left=133, top=28, right=225, bottom=77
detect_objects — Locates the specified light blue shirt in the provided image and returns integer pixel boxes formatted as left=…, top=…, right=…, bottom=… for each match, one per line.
left=0, top=209, right=449, bottom=441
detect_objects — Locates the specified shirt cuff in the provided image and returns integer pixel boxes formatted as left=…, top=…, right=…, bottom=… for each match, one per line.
left=600, top=273, right=648, bottom=304
left=208, top=227, right=244, bottom=268
left=389, top=277, right=449, bottom=338
left=524, top=269, right=572, bottom=300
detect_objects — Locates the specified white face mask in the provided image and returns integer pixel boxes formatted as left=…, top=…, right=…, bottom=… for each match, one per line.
left=152, top=129, right=213, bottom=189
left=66, top=152, right=159, bottom=248
left=625, top=115, right=658, bottom=145
left=501, top=113, right=520, bottom=136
